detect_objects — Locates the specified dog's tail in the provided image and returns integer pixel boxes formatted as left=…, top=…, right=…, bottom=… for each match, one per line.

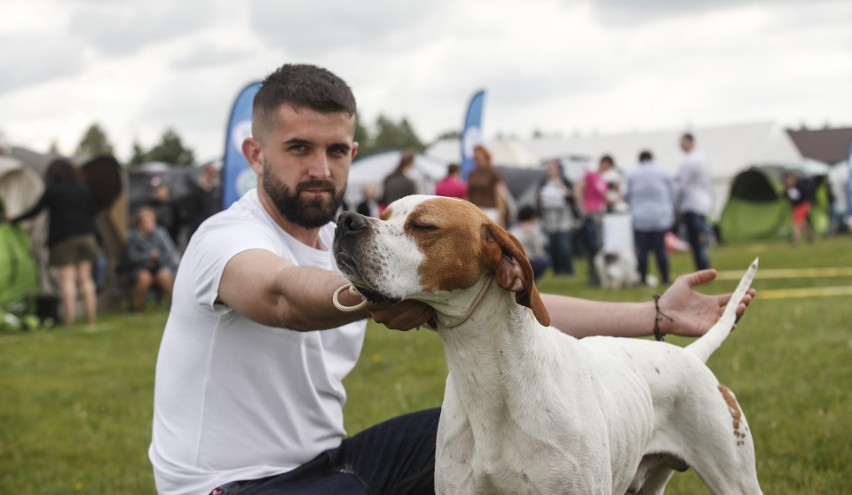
left=686, top=258, right=758, bottom=363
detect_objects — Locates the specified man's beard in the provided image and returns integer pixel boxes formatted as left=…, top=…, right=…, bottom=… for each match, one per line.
left=262, top=162, right=345, bottom=228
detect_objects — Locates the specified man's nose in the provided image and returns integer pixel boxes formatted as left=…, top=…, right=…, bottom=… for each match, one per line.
left=307, top=154, right=331, bottom=178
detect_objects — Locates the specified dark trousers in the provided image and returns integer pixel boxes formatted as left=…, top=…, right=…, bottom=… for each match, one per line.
left=529, top=256, right=551, bottom=281
left=681, top=212, right=711, bottom=270
left=215, top=408, right=440, bottom=495
left=634, top=230, right=669, bottom=285
left=582, top=215, right=602, bottom=286
left=547, top=230, right=574, bottom=275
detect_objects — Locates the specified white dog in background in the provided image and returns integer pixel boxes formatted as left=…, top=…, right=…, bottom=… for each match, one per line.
left=594, top=213, right=659, bottom=288
left=595, top=250, right=645, bottom=288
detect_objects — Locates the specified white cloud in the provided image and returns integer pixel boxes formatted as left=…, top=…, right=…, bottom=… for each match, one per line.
left=67, top=0, right=218, bottom=56
left=0, top=32, right=88, bottom=93
left=0, top=0, right=850, bottom=162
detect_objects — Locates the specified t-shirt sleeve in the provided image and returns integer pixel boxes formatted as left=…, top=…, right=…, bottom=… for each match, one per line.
left=187, top=217, right=280, bottom=312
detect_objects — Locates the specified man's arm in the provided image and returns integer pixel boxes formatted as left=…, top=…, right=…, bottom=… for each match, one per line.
left=218, top=249, right=372, bottom=330
left=543, top=269, right=755, bottom=339
left=218, top=249, right=435, bottom=331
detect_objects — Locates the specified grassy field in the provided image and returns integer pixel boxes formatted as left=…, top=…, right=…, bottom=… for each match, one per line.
left=1, top=237, right=850, bottom=494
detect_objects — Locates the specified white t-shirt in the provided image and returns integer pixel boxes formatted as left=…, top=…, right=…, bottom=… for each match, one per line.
left=675, top=149, right=713, bottom=216
left=149, top=189, right=366, bottom=495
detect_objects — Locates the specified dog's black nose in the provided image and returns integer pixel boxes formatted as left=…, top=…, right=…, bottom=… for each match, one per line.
left=335, top=211, right=369, bottom=238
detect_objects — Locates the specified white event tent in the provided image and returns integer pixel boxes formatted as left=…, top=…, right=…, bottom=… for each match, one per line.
left=522, top=121, right=802, bottom=220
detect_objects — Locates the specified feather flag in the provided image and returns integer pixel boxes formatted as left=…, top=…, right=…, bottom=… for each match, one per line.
left=222, top=81, right=261, bottom=209
left=459, top=89, right=485, bottom=180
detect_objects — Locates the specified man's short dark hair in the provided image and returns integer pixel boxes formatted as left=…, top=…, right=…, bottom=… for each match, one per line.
left=252, top=64, right=357, bottom=139
left=639, top=150, right=653, bottom=162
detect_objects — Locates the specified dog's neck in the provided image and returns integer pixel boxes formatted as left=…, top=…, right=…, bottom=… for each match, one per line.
left=434, top=276, right=494, bottom=328
left=435, top=279, right=550, bottom=421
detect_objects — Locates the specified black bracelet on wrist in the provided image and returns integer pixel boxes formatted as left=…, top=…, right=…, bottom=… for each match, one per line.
left=652, top=294, right=672, bottom=341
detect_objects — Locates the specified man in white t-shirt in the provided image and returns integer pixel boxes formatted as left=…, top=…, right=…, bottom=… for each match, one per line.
left=676, top=133, right=713, bottom=270
left=149, top=64, right=755, bottom=495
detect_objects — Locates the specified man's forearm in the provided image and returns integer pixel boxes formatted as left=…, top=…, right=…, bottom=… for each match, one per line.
left=270, top=266, right=371, bottom=331
left=219, top=248, right=372, bottom=331
left=541, top=294, right=658, bottom=338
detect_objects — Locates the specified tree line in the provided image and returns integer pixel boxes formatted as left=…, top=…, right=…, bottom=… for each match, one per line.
left=68, top=114, right=458, bottom=167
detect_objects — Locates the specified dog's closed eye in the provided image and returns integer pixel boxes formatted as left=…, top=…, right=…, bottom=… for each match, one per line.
left=409, top=222, right=439, bottom=232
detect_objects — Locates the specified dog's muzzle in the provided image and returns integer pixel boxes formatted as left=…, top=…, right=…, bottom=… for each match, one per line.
left=333, top=211, right=398, bottom=304
left=335, top=211, right=370, bottom=241
left=333, top=211, right=370, bottom=272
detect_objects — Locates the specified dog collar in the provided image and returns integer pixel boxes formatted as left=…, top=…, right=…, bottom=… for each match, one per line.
left=438, top=276, right=495, bottom=329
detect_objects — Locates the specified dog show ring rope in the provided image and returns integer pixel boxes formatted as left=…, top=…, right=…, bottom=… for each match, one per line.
left=438, top=276, right=495, bottom=329
left=333, top=284, right=369, bottom=312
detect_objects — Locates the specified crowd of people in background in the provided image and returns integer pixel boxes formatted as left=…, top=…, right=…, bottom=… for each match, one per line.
left=0, top=127, right=839, bottom=329
left=364, top=131, right=834, bottom=287
left=0, top=156, right=223, bottom=325
left=363, top=134, right=721, bottom=287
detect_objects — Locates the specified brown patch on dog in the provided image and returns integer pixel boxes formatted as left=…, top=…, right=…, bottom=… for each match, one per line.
left=405, top=198, right=487, bottom=293
left=718, top=384, right=747, bottom=446
left=403, top=197, right=550, bottom=326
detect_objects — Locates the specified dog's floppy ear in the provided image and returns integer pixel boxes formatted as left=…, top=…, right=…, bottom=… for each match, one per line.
left=482, top=223, right=551, bottom=326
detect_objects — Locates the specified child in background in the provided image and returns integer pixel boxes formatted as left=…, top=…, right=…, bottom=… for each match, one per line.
left=510, top=205, right=551, bottom=281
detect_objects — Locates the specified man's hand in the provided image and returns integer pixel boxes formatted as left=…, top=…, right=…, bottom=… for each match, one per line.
left=369, top=299, right=435, bottom=331
left=658, top=269, right=756, bottom=338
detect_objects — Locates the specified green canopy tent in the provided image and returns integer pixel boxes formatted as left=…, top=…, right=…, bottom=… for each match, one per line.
left=719, top=163, right=830, bottom=242
left=0, top=155, right=45, bottom=329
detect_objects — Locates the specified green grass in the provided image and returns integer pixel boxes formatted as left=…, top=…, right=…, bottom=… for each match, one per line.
left=1, top=237, right=850, bottom=493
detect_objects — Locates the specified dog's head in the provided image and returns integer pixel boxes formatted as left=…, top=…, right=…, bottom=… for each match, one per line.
left=332, top=195, right=550, bottom=326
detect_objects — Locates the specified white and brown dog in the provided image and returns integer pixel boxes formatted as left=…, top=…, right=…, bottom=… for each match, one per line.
left=333, top=195, right=761, bottom=495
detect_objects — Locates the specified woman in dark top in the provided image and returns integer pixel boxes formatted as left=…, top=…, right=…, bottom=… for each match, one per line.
left=381, top=149, right=418, bottom=206
left=10, top=158, right=99, bottom=325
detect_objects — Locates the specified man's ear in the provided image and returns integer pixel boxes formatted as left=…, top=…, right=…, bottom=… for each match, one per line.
left=242, top=137, right=264, bottom=175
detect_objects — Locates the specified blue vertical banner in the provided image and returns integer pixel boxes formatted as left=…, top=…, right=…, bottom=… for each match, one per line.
left=459, top=89, right=486, bottom=180
left=222, top=81, right=262, bottom=209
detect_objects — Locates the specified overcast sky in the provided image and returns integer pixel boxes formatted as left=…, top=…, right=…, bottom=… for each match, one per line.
left=1, top=0, right=850, bottom=163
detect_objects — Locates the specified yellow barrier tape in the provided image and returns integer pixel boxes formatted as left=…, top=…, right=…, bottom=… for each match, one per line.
left=714, top=267, right=852, bottom=280
left=757, top=286, right=852, bottom=299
